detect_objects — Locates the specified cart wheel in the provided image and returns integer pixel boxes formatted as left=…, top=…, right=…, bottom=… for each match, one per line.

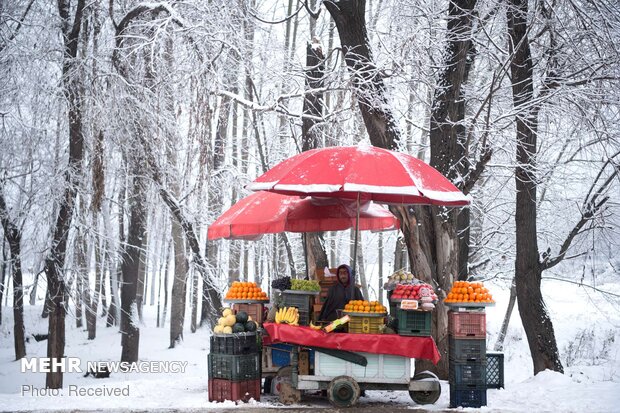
left=327, top=375, right=360, bottom=408
left=409, top=371, right=441, bottom=405
left=272, top=366, right=293, bottom=395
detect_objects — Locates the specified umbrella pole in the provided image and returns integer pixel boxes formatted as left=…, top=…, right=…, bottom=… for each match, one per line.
left=302, top=233, right=309, bottom=279
left=352, top=192, right=360, bottom=277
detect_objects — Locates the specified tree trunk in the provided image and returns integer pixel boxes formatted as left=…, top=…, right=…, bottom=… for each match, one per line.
left=393, top=236, right=407, bottom=272
left=162, top=240, right=171, bottom=327
left=75, top=260, right=83, bottom=329
left=29, top=269, right=40, bottom=306
left=301, top=39, right=329, bottom=278
left=89, top=230, right=104, bottom=339
left=0, top=190, right=27, bottom=359
left=106, top=197, right=120, bottom=327
left=507, top=0, right=563, bottom=374
left=190, top=267, right=198, bottom=333
left=80, top=235, right=96, bottom=339
left=169, top=216, right=188, bottom=348
left=323, top=0, right=400, bottom=150
left=0, top=242, right=7, bottom=325
left=136, top=230, right=148, bottom=323
left=43, top=0, right=86, bottom=388
left=7, top=239, right=25, bottom=359
left=494, top=277, right=517, bottom=351
left=120, top=169, right=146, bottom=363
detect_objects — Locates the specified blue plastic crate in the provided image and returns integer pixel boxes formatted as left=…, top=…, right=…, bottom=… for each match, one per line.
left=270, top=344, right=315, bottom=367
left=450, top=384, right=487, bottom=408
left=449, top=361, right=487, bottom=386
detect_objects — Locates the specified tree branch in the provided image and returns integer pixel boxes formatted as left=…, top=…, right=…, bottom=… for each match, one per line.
left=541, top=153, right=620, bottom=270
left=0, top=0, right=36, bottom=54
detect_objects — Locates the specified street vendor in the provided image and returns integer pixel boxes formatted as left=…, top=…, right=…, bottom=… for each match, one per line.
left=318, top=264, right=364, bottom=322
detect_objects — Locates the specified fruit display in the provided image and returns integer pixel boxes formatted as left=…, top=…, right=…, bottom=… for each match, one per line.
left=388, top=269, right=416, bottom=283
left=213, top=308, right=258, bottom=334
left=343, top=300, right=387, bottom=314
left=444, top=280, right=495, bottom=304
left=390, top=283, right=438, bottom=301
left=224, top=281, right=268, bottom=301
left=275, top=307, right=300, bottom=325
left=291, top=279, right=320, bottom=292
left=271, top=276, right=292, bottom=291
left=383, top=270, right=430, bottom=291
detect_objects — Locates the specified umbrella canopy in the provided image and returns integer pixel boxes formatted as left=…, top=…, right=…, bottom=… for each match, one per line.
left=246, top=145, right=470, bottom=206
left=208, top=191, right=400, bottom=241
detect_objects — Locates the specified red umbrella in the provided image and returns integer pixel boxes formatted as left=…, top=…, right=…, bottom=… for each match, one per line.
left=246, top=145, right=470, bottom=206
left=208, top=191, right=399, bottom=241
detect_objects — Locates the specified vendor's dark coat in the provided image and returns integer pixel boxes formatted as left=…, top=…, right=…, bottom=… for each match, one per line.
left=318, top=264, right=364, bottom=322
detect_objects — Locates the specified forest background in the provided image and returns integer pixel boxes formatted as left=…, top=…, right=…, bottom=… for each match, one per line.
left=0, top=0, right=619, bottom=390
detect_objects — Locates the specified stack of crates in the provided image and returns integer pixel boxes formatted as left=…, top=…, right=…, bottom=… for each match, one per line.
left=448, top=309, right=487, bottom=408
left=208, top=333, right=261, bottom=402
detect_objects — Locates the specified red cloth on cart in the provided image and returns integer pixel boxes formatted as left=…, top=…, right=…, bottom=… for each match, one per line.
left=262, top=323, right=441, bottom=365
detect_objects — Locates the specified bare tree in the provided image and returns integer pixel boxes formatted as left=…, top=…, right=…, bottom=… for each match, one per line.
left=42, top=0, right=86, bottom=389
left=0, top=184, right=26, bottom=359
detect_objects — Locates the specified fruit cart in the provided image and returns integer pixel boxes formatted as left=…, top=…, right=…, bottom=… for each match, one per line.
left=262, top=323, right=442, bottom=408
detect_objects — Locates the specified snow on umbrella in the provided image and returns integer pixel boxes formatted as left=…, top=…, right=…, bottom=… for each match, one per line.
left=246, top=145, right=471, bottom=206
left=207, top=191, right=399, bottom=241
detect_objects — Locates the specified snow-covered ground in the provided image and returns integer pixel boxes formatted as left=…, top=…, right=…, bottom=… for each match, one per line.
left=1, top=278, right=619, bottom=412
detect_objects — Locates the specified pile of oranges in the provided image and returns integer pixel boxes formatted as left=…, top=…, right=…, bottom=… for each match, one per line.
left=444, top=281, right=494, bottom=304
left=225, top=281, right=268, bottom=301
left=343, top=300, right=387, bottom=314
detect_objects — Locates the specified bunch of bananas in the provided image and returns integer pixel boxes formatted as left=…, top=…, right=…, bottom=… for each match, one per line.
left=275, top=307, right=299, bottom=325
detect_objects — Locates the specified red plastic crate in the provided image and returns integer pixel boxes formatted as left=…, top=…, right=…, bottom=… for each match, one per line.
left=448, top=311, right=486, bottom=338
left=208, top=378, right=261, bottom=402
left=232, top=303, right=265, bottom=325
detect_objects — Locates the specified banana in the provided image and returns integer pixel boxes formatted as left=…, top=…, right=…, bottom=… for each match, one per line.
left=309, top=322, right=322, bottom=331
left=275, top=308, right=283, bottom=324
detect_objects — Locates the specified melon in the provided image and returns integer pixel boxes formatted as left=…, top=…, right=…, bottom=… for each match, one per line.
left=213, top=325, right=224, bottom=334
left=218, top=317, right=226, bottom=326
left=222, top=326, right=232, bottom=334
left=236, top=311, right=249, bottom=324
left=224, top=314, right=237, bottom=327
left=222, top=308, right=233, bottom=317
left=232, top=323, right=246, bottom=333
left=245, top=321, right=257, bottom=332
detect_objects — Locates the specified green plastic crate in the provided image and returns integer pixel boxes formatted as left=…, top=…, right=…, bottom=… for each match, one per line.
left=396, top=309, right=432, bottom=336
left=208, top=353, right=261, bottom=381
left=448, top=337, right=487, bottom=363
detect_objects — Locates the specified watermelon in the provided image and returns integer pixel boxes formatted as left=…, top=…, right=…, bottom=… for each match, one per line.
left=245, top=321, right=257, bottom=332
left=232, top=323, right=246, bottom=333
left=236, top=311, right=249, bottom=324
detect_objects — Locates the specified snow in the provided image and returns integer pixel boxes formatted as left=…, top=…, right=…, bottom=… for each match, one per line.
left=1, top=278, right=619, bottom=412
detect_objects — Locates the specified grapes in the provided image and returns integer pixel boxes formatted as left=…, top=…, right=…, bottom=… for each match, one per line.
left=271, top=276, right=291, bottom=291
left=291, top=279, right=320, bottom=292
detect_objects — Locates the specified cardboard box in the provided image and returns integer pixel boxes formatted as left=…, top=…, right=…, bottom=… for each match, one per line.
left=315, top=267, right=338, bottom=282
